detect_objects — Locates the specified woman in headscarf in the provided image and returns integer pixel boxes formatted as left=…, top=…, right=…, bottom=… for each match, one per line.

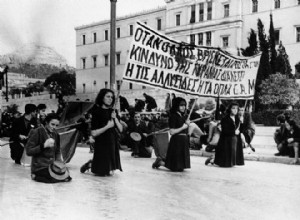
left=153, top=97, right=191, bottom=172
left=205, top=102, right=244, bottom=167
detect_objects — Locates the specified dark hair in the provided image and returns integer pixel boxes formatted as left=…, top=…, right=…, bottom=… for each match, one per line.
left=45, top=113, right=60, bottom=123
left=276, top=114, right=285, bottom=124
left=37, top=104, right=47, bottom=110
left=226, top=102, right=239, bottom=115
left=285, top=119, right=298, bottom=128
left=284, top=112, right=291, bottom=121
left=95, top=88, right=115, bottom=107
left=170, top=97, right=186, bottom=113
left=25, top=104, right=37, bottom=114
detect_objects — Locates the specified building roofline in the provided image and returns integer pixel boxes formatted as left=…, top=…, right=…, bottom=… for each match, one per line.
left=74, top=6, right=166, bottom=30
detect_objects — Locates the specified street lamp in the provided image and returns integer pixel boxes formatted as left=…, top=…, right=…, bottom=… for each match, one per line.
left=110, top=0, right=117, bottom=90
left=0, top=65, right=9, bottom=102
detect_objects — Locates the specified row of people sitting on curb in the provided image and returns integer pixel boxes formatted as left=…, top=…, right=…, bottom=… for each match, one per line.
left=274, top=113, right=300, bottom=164
left=114, top=104, right=256, bottom=159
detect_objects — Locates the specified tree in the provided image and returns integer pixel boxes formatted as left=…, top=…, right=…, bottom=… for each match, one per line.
left=4, top=104, right=19, bottom=114
left=44, top=70, right=76, bottom=100
left=254, top=19, right=272, bottom=111
left=269, top=13, right=277, bottom=74
left=257, top=19, right=271, bottom=82
left=241, top=29, right=258, bottom=56
left=259, top=73, right=300, bottom=109
left=295, top=61, right=300, bottom=79
left=275, top=41, right=293, bottom=78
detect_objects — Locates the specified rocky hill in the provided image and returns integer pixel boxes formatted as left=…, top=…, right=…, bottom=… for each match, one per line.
left=0, top=43, right=68, bottom=67
left=0, top=43, right=74, bottom=78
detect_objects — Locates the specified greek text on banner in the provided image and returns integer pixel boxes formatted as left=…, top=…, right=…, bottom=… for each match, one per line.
left=123, top=21, right=261, bottom=99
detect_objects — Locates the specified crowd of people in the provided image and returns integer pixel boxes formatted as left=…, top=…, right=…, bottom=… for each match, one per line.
left=2, top=88, right=300, bottom=185
left=274, top=112, right=300, bottom=164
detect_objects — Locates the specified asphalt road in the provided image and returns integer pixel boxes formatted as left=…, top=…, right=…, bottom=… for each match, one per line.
left=1, top=146, right=299, bottom=220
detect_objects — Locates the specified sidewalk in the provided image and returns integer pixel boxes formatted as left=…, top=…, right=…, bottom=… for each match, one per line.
left=190, top=125, right=298, bottom=165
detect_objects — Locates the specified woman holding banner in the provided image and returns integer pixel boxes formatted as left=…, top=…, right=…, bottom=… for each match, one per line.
left=205, top=102, right=244, bottom=167
left=153, top=97, right=191, bottom=172
left=80, top=89, right=123, bottom=176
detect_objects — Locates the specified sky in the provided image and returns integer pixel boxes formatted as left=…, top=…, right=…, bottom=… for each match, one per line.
left=0, top=0, right=166, bottom=66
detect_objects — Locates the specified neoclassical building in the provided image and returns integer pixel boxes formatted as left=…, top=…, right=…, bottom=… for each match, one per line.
left=75, top=0, right=300, bottom=94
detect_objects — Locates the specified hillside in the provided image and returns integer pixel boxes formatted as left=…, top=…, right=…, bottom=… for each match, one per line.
left=0, top=43, right=75, bottom=78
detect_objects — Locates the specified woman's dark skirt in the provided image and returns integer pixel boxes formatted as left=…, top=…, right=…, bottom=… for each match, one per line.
left=165, top=134, right=190, bottom=171
left=214, top=135, right=244, bottom=167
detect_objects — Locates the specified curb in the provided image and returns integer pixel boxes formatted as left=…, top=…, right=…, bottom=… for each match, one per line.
left=190, top=149, right=298, bottom=165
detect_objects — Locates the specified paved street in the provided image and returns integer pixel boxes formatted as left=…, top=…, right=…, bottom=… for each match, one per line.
left=1, top=146, right=300, bottom=220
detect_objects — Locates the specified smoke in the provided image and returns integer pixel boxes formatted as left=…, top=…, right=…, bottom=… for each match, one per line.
left=0, top=0, right=58, bottom=58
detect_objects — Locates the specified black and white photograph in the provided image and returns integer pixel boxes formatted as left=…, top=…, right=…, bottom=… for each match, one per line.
left=1, top=0, right=300, bottom=219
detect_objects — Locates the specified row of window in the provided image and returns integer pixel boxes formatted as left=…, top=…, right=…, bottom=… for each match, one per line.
left=190, top=32, right=212, bottom=46
left=81, top=53, right=121, bottom=69
left=81, top=27, right=300, bottom=69
left=187, top=0, right=300, bottom=25
left=81, top=19, right=162, bottom=45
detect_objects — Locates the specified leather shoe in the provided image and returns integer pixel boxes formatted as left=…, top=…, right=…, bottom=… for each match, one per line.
left=80, top=160, right=92, bottom=173
left=205, top=157, right=213, bottom=166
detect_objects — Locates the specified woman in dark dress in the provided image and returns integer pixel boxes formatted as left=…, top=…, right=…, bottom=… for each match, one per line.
left=153, top=97, right=191, bottom=172
left=80, top=89, right=123, bottom=176
left=205, top=102, right=244, bottom=167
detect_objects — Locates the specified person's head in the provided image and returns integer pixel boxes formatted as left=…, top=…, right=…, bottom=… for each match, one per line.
left=95, top=88, right=115, bottom=108
left=37, top=104, right=47, bottom=113
left=24, top=104, right=37, bottom=118
left=284, top=112, right=291, bottom=121
left=276, top=114, right=285, bottom=124
left=133, top=112, right=141, bottom=124
left=226, top=102, right=239, bottom=116
left=171, top=97, right=187, bottom=114
left=285, top=119, right=298, bottom=131
left=238, top=107, right=245, bottom=117
left=171, top=93, right=176, bottom=99
left=45, top=113, right=60, bottom=132
left=161, top=112, right=169, bottom=121
left=13, top=111, right=21, bottom=119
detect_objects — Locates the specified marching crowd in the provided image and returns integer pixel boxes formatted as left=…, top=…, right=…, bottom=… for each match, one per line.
left=1, top=88, right=300, bottom=185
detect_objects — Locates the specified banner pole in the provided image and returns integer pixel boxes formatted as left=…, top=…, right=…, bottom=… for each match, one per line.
left=187, top=97, right=198, bottom=120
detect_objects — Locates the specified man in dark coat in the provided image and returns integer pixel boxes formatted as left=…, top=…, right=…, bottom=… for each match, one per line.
left=9, top=104, right=38, bottom=164
left=119, top=95, right=130, bottom=112
left=143, top=93, right=157, bottom=112
left=126, top=112, right=153, bottom=158
left=134, top=99, right=145, bottom=112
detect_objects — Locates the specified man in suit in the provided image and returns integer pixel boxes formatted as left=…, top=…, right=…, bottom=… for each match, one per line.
left=126, top=112, right=153, bottom=158
left=10, top=104, right=38, bottom=164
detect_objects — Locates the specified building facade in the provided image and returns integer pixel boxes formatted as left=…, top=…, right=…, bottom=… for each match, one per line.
left=75, top=7, right=166, bottom=94
left=75, top=0, right=300, bottom=94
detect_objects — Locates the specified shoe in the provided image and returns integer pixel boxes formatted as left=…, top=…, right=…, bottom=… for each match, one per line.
left=80, top=160, right=92, bottom=173
left=152, top=158, right=162, bottom=169
left=274, top=152, right=282, bottom=156
left=205, top=157, right=213, bottom=166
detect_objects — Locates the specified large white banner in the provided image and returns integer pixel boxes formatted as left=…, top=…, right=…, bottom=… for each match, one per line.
left=123, top=22, right=261, bottom=99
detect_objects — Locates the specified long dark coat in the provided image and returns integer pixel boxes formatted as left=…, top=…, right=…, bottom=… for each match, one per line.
left=9, top=115, right=37, bottom=162
left=214, top=114, right=244, bottom=167
left=91, top=106, right=122, bottom=176
left=165, top=112, right=190, bottom=171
